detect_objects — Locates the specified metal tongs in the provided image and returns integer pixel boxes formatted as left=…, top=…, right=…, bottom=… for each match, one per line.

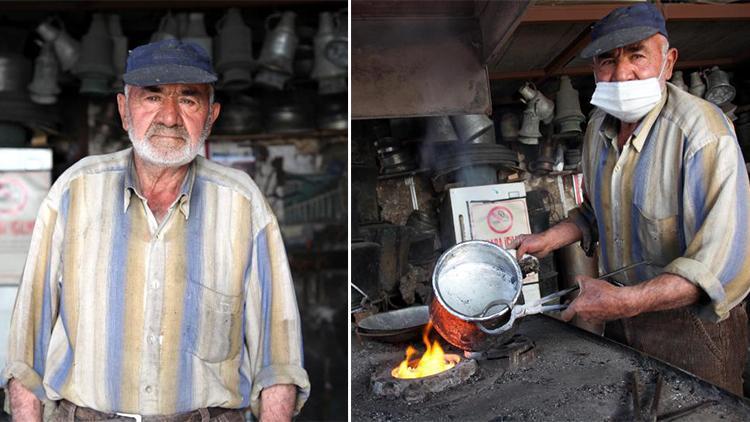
left=475, top=260, right=649, bottom=335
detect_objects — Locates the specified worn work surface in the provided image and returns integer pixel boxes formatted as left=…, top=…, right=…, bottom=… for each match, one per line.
left=352, top=315, right=750, bottom=421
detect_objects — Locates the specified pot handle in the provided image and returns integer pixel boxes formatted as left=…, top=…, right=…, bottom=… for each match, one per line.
left=476, top=318, right=516, bottom=335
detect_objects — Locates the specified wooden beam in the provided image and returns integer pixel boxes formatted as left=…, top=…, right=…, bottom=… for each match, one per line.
left=536, top=27, right=592, bottom=85
left=478, top=0, right=532, bottom=65
left=523, top=2, right=750, bottom=24
left=489, top=56, right=748, bottom=81
left=662, top=3, right=750, bottom=21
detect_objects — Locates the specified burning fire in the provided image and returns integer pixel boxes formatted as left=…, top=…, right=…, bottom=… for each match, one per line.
left=391, top=321, right=459, bottom=379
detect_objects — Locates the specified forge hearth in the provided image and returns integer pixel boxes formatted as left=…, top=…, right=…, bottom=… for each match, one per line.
left=370, top=355, right=478, bottom=402
left=464, top=334, right=536, bottom=366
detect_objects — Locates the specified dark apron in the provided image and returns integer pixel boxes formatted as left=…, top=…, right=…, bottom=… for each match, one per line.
left=605, top=303, right=747, bottom=395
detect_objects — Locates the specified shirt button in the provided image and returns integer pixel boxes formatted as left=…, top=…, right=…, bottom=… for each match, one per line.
left=148, top=335, right=156, bottom=344
left=152, top=280, right=160, bottom=289
left=145, top=385, right=153, bottom=393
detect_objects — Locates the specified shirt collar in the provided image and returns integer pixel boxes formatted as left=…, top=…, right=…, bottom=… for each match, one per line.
left=122, top=150, right=197, bottom=219
left=598, top=86, right=669, bottom=152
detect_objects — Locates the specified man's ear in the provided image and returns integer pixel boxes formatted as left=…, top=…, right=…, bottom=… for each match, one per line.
left=665, top=48, right=679, bottom=81
left=116, top=93, right=129, bottom=131
left=209, top=102, right=221, bottom=126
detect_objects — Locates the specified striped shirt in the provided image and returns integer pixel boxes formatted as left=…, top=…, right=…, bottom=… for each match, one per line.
left=3, top=148, right=310, bottom=416
left=570, top=82, right=750, bottom=322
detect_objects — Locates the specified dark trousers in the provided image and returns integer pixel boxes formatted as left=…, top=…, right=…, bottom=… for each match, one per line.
left=605, top=304, right=748, bottom=395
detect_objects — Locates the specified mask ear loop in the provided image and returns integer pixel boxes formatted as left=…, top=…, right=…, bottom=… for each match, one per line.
left=656, top=52, right=669, bottom=81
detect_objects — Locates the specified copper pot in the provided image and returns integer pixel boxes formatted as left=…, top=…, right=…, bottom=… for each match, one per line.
left=429, top=241, right=524, bottom=352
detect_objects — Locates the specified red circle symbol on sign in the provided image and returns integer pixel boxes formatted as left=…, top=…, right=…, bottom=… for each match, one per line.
left=486, top=205, right=514, bottom=234
left=0, top=177, right=28, bottom=217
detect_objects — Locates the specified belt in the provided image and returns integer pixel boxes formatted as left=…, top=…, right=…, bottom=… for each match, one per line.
left=59, top=400, right=234, bottom=421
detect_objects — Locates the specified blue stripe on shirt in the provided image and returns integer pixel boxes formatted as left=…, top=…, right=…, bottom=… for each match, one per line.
left=257, top=227, right=272, bottom=368
left=593, top=145, right=610, bottom=272
left=718, top=149, right=749, bottom=286
left=179, top=177, right=207, bottom=410
left=106, top=175, right=130, bottom=408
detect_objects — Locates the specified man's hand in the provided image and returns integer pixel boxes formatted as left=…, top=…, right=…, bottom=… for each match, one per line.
left=560, top=276, right=637, bottom=323
left=510, top=220, right=583, bottom=260
left=260, top=384, right=296, bottom=422
left=560, top=273, right=702, bottom=323
left=8, top=378, right=42, bottom=422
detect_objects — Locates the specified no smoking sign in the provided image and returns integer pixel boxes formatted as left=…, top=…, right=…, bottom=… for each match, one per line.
left=486, top=205, right=513, bottom=234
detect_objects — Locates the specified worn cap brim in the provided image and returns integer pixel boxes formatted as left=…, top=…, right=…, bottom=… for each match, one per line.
left=122, top=63, right=217, bottom=87
left=580, top=26, right=660, bottom=59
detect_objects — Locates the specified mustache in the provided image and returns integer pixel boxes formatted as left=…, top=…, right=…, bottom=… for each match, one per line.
left=146, top=123, right=190, bottom=141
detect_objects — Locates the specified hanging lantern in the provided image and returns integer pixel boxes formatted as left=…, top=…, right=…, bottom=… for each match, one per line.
left=704, top=66, right=735, bottom=106
left=109, top=14, right=128, bottom=91
left=518, top=107, right=541, bottom=145
left=688, top=72, right=706, bottom=98
left=36, top=18, right=80, bottom=72
left=74, top=13, right=115, bottom=95
left=670, top=70, right=688, bottom=91
left=182, top=13, right=212, bottom=61
left=311, top=12, right=346, bottom=95
left=28, top=41, right=61, bottom=104
left=255, top=12, right=298, bottom=90
left=214, top=8, right=254, bottom=91
left=554, top=76, right=585, bottom=135
left=519, top=81, right=554, bottom=124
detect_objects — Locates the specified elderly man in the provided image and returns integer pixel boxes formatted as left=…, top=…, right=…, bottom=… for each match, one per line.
left=3, top=40, right=309, bottom=421
left=513, top=3, right=750, bottom=394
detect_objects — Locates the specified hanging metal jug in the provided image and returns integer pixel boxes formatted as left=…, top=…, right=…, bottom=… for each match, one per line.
left=182, top=13, right=212, bottom=61
left=151, top=13, right=179, bottom=42
left=518, top=107, right=542, bottom=145
left=255, top=12, right=298, bottom=90
left=689, top=71, right=705, bottom=98
left=500, top=113, right=519, bottom=142
left=214, top=8, right=254, bottom=91
left=554, top=76, right=585, bottom=134
left=74, top=13, right=115, bottom=95
left=28, top=41, right=61, bottom=104
left=325, top=8, right=348, bottom=70
left=109, top=14, right=128, bottom=91
left=519, top=81, right=554, bottom=124
left=450, top=114, right=493, bottom=143
left=424, top=116, right=459, bottom=143
left=311, top=12, right=346, bottom=94
left=670, top=70, right=687, bottom=91
left=36, top=18, right=80, bottom=72
left=704, top=66, right=735, bottom=106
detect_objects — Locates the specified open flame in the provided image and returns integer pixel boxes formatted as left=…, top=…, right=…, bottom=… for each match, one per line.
left=391, top=321, right=459, bottom=379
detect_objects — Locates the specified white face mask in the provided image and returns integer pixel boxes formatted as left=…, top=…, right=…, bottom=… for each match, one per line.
left=590, top=55, right=668, bottom=123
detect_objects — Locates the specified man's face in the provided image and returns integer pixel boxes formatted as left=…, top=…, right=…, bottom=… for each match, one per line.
left=592, top=34, right=678, bottom=85
left=117, top=83, right=221, bottom=167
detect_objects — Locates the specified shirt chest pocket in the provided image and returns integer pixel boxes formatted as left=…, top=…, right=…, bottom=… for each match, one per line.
left=634, top=203, right=681, bottom=267
left=183, top=283, right=244, bottom=363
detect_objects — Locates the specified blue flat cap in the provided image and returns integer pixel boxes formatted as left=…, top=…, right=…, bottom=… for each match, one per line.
left=580, top=3, right=668, bottom=59
left=123, top=39, right=217, bottom=87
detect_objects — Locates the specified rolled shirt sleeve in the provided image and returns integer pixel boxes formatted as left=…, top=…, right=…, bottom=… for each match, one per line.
left=663, top=134, right=750, bottom=322
left=245, top=213, right=310, bottom=417
left=2, top=192, right=63, bottom=398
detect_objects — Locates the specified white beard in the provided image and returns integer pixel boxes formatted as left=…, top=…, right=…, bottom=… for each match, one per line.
left=128, top=114, right=211, bottom=168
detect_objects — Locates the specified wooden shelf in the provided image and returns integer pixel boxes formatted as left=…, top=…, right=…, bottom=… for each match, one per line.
left=208, top=129, right=347, bottom=144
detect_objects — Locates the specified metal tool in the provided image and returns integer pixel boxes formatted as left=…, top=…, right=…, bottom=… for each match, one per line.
left=628, top=370, right=664, bottom=421
left=474, top=260, right=650, bottom=321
